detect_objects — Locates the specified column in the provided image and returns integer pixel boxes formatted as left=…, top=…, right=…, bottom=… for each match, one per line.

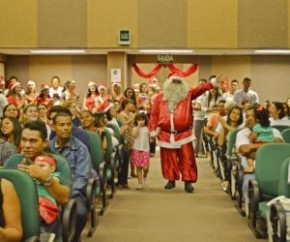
left=107, top=52, right=128, bottom=91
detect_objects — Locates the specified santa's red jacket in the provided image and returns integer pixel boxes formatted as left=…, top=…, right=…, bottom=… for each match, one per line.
left=149, top=82, right=214, bottom=148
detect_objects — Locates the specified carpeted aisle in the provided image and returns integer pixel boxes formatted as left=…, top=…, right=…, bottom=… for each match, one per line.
left=87, top=149, right=264, bottom=242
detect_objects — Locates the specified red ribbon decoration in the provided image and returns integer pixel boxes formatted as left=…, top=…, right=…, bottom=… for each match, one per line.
left=132, top=63, right=198, bottom=78
left=167, top=64, right=198, bottom=77
left=132, top=64, right=163, bottom=79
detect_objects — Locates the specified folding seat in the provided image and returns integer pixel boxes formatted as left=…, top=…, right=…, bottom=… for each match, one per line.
left=226, top=129, right=245, bottom=213
left=282, top=128, right=290, bottom=143
left=272, top=125, right=290, bottom=133
left=86, top=130, right=108, bottom=221
left=248, top=143, right=290, bottom=238
left=268, top=157, right=290, bottom=242
left=0, top=169, right=77, bottom=242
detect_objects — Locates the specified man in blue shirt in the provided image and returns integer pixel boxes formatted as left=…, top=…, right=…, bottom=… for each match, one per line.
left=49, top=112, right=90, bottom=242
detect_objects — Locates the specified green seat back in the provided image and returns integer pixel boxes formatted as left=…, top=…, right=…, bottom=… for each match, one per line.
left=86, top=131, right=104, bottom=172
left=226, top=128, right=241, bottom=157
left=255, top=143, right=290, bottom=197
left=107, top=123, right=125, bottom=144
left=277, top=157, right=290, bottom=197
left=272, top=125, right=290, bottom=133
left=104, top=129, right=114, bottom=164
left=282, top=128, right=290, bottom=143
left=0, top=169, right=40, bottom=241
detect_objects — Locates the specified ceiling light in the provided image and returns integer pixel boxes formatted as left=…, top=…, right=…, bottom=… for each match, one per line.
left=254, top=49, right=290, bottom=54
left=30, top=49, right=86, bottom=54
left=139, top=49, right=193, bottom=54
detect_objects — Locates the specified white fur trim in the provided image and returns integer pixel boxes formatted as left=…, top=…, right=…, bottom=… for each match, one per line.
left=157, top=135, right=194, bottom=149
left=210, top=78, right=218, bottom=87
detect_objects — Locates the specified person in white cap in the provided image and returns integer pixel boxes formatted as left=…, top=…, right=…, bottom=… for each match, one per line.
left=25, top=80, right=38, bottom=104
left=149, top=75, right=220, bottom=193
left=95, top=85, right=109, bottom=110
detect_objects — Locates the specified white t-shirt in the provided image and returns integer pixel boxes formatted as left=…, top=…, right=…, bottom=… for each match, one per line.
left=270, top=117, right=290, bottom=126
left=0, top=94, right=8, bottom=118
left=236, top=127, right=283, bottom=168
left=132, top=126, right=150, bottom=152
left=233, top=89, right=259, bottom=106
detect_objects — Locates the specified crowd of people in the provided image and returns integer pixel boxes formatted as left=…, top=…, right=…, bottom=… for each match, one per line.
left=0, top=74, right=289, bottom=241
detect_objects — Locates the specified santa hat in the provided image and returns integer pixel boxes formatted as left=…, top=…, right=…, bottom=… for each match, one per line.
left=96, top=101, right=113, bottom=113
left=35, top=155, right=56, bottom=166
left=26, top=80, right=35, bottom=86
left=40, top=84, right=50, bottom=92
left=88, top=81, right=96, bottom=87
left=8, top=81, right=21, bottom=91
left=98, top=85, right=107, bottom=92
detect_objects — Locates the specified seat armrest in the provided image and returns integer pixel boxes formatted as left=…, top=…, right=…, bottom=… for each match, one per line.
left=86, top=178, right=97, bottom=209
left=248, top=179, right=260, bottom=213
left=24, top=236, right=39, bottom=242
left=62, top=198, right=77, bottom=242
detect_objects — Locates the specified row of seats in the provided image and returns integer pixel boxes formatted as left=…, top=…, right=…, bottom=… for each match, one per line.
left=0, top=122, right=124, bottom=242
left=204, top=125, right=290, bottom=242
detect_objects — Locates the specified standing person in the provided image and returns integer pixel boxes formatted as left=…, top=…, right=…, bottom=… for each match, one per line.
left=6, top=81, right=27, bottom=112
left=132, top=112, right=150, bottom=190
left=222, top=79, right=239, bottom=102
left=149, top=76, right=218, bottom=193
left=233, top=77, right=259, bottom=108
left=0, top=93, right=8, bottom=118
left=25, top=80, right=38, bottom=104
left=83, top=81, right=99, bottom=112
left=192, top=78, right=207, bottom=157
left=117, top=99, right=135, bottom=187
left=49, top=76, right=63, bottom=98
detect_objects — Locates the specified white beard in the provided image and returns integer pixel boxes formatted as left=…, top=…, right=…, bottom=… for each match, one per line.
left=163, top=78, right=189, bottom=112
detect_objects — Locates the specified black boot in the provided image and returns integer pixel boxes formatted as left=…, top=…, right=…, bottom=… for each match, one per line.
left=184, top=181, right=194, bottom=193
left=164, top=180, right=176, bottom=189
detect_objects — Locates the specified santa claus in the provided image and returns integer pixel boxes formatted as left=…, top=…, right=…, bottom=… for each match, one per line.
left=149, top=75, right=218, bottom=193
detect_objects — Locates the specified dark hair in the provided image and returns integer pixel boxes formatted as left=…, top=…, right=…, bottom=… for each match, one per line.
left=121, top=98, right=134, bottom=110
left=49, top=105, right=72, bottom=117
left=283, top=102, right=289, bottom=117
left=227, top=106, right=243, bottom=126
left=3, top=104, right=20, bottom=119
left=134, top=112, right=148, bottom=126
left=51, top=76, right=60, bottom=83
left=255, top=107, right=270, bottom=128
left=124, top=87, right=137, bottom=106
left=0, top=116, right=22, bottom=147
left=23, top=120, right=47, bottom=141
left=139, top=82, right=148, bottom=93
left=207, top=87, right=222, bottom=107
left=243, top=77, right=251, bottom=82
left=231, top=79, right=238, bottom=84
left=86, top=85, right=99, bottom=98
left=272, top=101, right=285, bottom=119
left=52, top=112, right=72, bottom=124
left=93, top=112, right=106, bottom=128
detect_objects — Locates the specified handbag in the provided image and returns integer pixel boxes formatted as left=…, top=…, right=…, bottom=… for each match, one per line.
left=38, top=197, right=59, bottom=224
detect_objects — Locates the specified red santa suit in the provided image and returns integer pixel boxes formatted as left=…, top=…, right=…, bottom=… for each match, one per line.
left=149, top=80, right=215, bottom=182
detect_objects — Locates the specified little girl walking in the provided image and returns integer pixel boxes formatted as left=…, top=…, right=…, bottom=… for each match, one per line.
left=131, top=112, right=150, bottom=190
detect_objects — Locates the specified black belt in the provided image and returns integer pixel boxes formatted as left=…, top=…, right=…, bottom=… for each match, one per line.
left=169, top=128, right=192, bottom=135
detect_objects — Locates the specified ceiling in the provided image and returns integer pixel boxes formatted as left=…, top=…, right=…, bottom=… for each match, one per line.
left=1, top=48, right=289, bottom=56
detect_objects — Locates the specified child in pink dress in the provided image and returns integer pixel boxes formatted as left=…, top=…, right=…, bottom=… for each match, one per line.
left=131, top=112, right=150, bottom=190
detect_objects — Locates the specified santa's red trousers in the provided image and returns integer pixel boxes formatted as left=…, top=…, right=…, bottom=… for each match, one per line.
left=160, top=142, right=197, bottom=182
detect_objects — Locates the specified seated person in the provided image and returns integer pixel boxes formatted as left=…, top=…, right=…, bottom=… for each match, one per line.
left=236, top=106, right=283, bottom=196
left=0, top=139, right=17, bottom=166
left=246, top=107, right=275, bottom=173
left=34, top=155, right=60, bottom=234
left=0, top=178, right=23, bottom=242
left=4, top=121, right=71, bottom=237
